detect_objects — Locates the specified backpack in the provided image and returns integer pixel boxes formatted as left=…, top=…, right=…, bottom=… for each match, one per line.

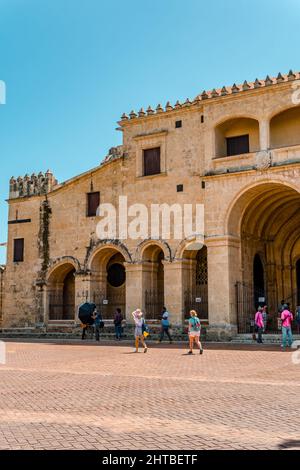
left=192, top=317, right=201, bottom=332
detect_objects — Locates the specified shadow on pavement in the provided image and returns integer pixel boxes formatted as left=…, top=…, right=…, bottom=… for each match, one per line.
left=278, top=439, right=300, bottom=450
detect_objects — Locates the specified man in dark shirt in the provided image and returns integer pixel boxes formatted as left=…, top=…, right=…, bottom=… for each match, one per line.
left=114, top=308, right=123, bottom=340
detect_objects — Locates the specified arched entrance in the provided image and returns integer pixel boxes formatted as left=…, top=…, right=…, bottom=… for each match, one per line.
left=142, top=244, right=164, bottom=319
left=48, top=263, right=76, bottom=320
left=90, top=247, right=126, bottom=319
left=183, top=245, right=208, bottom=320
left=229, top=182, right=300, bottom=333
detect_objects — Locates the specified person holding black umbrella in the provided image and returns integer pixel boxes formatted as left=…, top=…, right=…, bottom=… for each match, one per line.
left=78, top=301, right=96, bottom=340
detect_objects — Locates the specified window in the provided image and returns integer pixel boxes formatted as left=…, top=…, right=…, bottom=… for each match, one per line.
left=87, top=192, right=100, bottom=217
left=177, top=184, right=183, bottom=192
left=175, top=120, right=182, bottom=128
left=107, top=264, right=126, bottom=287
left=13, top=238, right=24, bottom=262
left=226, top=135, right=249, bottom=156
left=143, top=147, right=161, bottom=176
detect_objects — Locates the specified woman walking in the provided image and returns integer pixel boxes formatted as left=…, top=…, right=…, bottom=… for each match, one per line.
left=281, top=304, right=293, bottom=350
left=255, top=307, right=264, bottom=344
left=188, top=310, right=203, bottom=355
left=132, top=309, right=148, bottom=353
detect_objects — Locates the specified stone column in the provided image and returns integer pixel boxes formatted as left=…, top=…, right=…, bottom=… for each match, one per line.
left=259, top=118, right=270, bottom=150
left=162, top=260, right=184, bottom=325
left=206, top=236, right=241, bottom=340
left=124, top=263, right=144, bottom=323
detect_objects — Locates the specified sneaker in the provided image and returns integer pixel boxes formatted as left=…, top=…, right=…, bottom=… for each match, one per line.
left=144, top=348, right=148, bottom=354
left=188, top=351, right=193, bottom=355
left=200, top=348, right=204, bottom=355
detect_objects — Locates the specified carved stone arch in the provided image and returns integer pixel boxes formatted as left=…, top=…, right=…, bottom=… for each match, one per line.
left=212, top=112, right=260, bottom=129
left=174, top=235, right=205, bottom=260
left=47, top=256, right=82, bottom=282
left=225, top=179, right=300, bottom=237
left=86, top=240, right=132, bottom=271
left=134, top=239, right=172, bottom=262
left=267, top=103, right=300, bottom=122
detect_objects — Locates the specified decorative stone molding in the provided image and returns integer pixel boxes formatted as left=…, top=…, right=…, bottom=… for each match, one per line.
left=255, top=150, right=272, bottom=171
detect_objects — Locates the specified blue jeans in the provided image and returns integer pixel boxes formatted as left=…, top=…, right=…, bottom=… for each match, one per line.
left=257, top=328, right=263, bottom=344
left=282, top=326, right=293, bottom=348
left=115, top=325, right=122, bottom=339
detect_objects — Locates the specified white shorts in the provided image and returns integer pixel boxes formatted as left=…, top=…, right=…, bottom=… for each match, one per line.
left=189, top=331, right=200, bottom=338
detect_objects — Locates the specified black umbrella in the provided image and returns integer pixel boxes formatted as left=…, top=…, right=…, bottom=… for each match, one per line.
left=78, top=302, right=97, bottom=325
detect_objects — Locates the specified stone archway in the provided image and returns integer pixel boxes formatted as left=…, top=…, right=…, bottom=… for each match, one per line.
left=270, top=106, right=300, bottom=149
left=141, top=243, right=165, bottom=319
left=228, top=182, right=300, bottom=333
left=89, top=246, right=127, bottom=319
left=215, top=117, right=260, bottom=158
left=47, top=263, right=76, bottom=321
left=181, top=245, right=208, bottom=320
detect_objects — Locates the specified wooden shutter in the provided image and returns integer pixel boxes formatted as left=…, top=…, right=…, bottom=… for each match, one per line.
left=13, top=238, right=24, bottom=262
left=144, top=148, right=161, bottom=176
left=87, top=192, right=100, bottom=217
left=226, top=135, right=249, bottom=157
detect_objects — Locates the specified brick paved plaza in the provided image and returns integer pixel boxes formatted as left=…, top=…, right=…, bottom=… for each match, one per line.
left=0, top=340, right=299, bottom=450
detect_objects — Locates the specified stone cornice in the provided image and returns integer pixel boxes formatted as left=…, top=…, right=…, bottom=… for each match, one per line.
left=203, top=160, right=300, bottom=180
left=133, top=130, right=168, bottom=141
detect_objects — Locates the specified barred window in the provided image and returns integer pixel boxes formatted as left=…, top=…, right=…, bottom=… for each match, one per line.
left=196, top=247, right=208, bottom=286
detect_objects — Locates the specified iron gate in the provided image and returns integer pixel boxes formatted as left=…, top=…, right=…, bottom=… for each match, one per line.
left=144, top=290, right=164, bottom=319
left=92, top=290, right=125, bottom=319
left=235, top=282, right=283, bottom=334
left=48, top=293, right=75, bottom=320
left=184, top=287, right=208, bottom=320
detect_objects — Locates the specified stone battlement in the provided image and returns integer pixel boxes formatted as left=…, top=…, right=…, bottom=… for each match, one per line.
left=119, top=69, right=300, bottom=123
left=9, top=170, right=58, bottom=200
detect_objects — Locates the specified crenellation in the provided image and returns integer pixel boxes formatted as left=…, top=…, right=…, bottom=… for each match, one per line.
left=9, top=170, right=58, bottom=200
left=119, top=70, right=300, bottom=122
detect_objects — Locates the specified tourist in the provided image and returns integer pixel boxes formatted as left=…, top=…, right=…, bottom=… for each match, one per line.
left=255, top=307, right=264, bottom=344
left=188, top=310, right=203, bottom=355
left=114, top=308, right=123, bottom=341
left=132, top=309, right=148, bottom=353
left=161, top=306, right=169, bottom=319
left=93, top=309, right=103, bottom=341
left=159, top=308, right=173, bottom=344
left=281, top=304, right=293, bottom=350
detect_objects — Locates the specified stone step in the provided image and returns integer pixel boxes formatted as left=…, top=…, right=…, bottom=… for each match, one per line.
left=231, top=334, right=300, bottom=344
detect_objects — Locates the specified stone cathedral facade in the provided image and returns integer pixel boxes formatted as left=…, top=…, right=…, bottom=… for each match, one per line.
left=2, top=70, right=300, bottom=340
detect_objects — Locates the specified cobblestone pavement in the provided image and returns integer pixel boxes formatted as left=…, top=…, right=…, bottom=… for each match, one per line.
left=0, top=340, right=299, bottom=450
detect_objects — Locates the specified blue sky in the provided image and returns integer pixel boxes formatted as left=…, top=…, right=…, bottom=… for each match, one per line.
left=0, top=0, right=300, bottom=264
